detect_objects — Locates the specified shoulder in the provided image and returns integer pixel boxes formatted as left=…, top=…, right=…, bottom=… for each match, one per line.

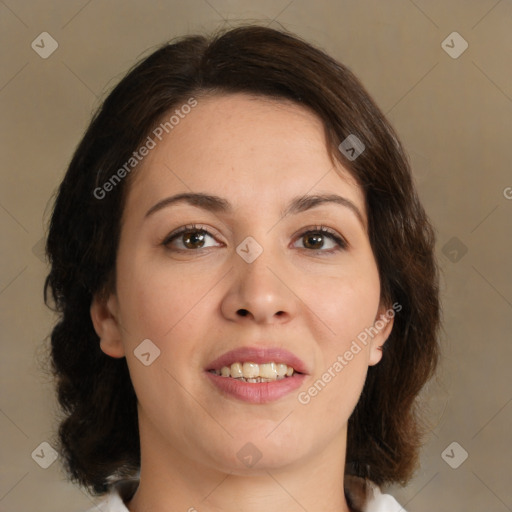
left=345, top=475, right=407, bottom=512
left=365, top=483, right=406, bottom=512
left=85, top=492, right=128, bottom=512
left=85, top=479, right=137, bottom=512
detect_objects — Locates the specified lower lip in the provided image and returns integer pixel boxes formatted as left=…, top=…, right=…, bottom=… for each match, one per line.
left=205, top=371, right=307, bottom=404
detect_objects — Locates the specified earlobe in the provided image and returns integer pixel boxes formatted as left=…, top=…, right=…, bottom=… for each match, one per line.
left=368, top=304, right=395, bottom=366
left=368, top=342, right=385, bottom=366
left=90, top=293, right=125, bottom=358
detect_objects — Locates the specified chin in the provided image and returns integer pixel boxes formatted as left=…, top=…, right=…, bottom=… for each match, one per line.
left=210, top=431, right=305, bottom=473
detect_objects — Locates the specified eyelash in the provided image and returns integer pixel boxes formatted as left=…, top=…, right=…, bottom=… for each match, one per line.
left=161, top=223, right=347, bottom=254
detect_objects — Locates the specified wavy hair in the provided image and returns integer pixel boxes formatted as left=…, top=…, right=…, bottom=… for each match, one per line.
left=44, top=24, right=440, bottom=496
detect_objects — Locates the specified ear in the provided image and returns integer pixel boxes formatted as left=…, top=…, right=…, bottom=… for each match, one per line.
left=368, top=302, right=396, bottom=366
left=90, top=292, right=125, bottom=358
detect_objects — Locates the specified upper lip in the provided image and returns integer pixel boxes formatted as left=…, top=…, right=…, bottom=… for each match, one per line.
left=206, top=346, right=309, bottom=375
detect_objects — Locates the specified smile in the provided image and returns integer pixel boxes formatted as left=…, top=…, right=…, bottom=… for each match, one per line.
left=208, top=361, right=297, bottom=382
left=205, top=346, right=308, bottom=403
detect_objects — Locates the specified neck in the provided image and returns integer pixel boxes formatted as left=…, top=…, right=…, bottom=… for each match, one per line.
left=127, top=414, right=353, bottom=512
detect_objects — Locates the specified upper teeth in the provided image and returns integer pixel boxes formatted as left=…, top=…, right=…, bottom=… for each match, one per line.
left=212, top=362, right=295, bottom=380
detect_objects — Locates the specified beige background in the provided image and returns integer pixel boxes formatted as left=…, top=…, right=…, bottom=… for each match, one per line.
left=1, top=1, right=511, bottom=511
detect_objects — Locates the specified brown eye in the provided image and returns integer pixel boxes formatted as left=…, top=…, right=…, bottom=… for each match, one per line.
left=163, top=225, right=220, bottom=251
left=293, top=227, right=347, bottom=253
left=302, top=233, right=325, bottom=249
left=181, top=230, right=207, bottom=249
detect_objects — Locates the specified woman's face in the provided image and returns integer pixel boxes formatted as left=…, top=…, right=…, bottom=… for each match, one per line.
left=92, top=93, right=393, bottom=474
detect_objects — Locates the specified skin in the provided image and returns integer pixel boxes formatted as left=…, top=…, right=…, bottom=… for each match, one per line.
left=90, top=93, right=394, bottom=512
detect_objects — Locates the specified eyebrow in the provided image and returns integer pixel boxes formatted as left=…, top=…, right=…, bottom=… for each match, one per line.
left=144, top=192, right=365, bottom=228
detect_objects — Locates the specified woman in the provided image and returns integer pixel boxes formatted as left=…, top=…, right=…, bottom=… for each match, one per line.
left=44, top=25, right=440, bottom=512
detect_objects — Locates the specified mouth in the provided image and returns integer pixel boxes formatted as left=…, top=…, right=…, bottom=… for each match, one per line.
left=204, top=346, right=308, bottom=403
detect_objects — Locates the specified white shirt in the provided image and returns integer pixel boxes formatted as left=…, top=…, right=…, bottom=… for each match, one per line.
left=85, top=477, right=406, bottom=512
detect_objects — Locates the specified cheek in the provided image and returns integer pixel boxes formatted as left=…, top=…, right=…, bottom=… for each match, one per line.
left=116, top=251, right=218, bottom=342
left=306, top=260, right=381, bottom=350
left=115, top=256, right=211, bottom=414
left=303, top=259, right=380, bottom=419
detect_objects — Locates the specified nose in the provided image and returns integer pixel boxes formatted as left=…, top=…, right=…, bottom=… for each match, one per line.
left=220, top=245, right=298, bottom=325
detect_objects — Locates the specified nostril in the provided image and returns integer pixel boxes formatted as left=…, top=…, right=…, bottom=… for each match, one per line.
left=238, top=309, right=249, bottom=316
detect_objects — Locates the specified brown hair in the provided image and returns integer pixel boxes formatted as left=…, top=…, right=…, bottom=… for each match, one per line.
left=44, top=24, right=440, bottom=495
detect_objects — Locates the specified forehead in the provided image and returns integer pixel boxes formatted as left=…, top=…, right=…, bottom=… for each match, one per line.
left=124, top=93, right=365, bottom=221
